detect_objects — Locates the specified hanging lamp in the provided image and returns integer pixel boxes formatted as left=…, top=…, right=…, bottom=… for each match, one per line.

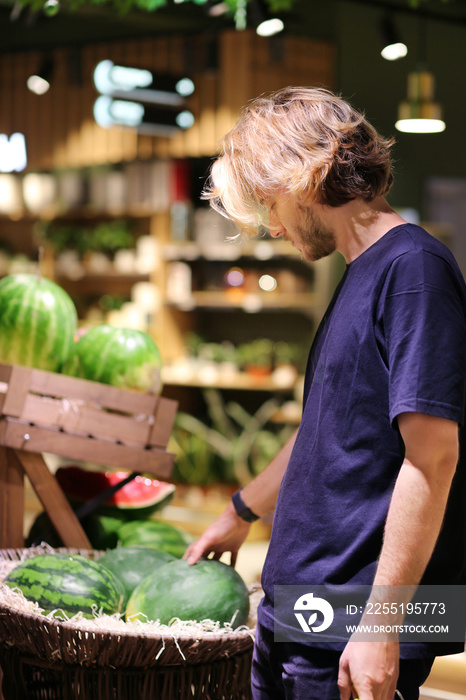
left=395, top=70, right=445, bottom=134
left=380, top=15, right=407, bottom=61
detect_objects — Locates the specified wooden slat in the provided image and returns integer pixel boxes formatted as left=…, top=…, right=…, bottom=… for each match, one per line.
left=51, top=48, right=68, bottom=169
left=26, top=367, right=158, bottom=415
left=151, top=36, right=172, bottom=160
left=0, top=446, right=25, bottom=549
left=23, top=52, right=42, bottom=171
left=0, top=54, right=12, bottom=135
left=149, top=397, right=177, bottom=448
left=0, top=365, right=12, bottom=383
left=92, top=44, right=113, bottom=165
left=18, top=394, right=151, bottom=447
left=1, top=365, right=32, bottom=418
left=198, top=72, right=219, bottom=156
left=80, top=45, right=99, bottom=167
left=0, top=419, right=174, bottom=479
left=217, top=30, right=245, bottom=145
left=137, top=38, right=156, bottom=161
left=18, top=449, right=91, bottom=549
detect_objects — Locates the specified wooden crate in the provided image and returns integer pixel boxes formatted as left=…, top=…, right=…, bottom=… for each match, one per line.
left=0, top=363, right=177, bottom=550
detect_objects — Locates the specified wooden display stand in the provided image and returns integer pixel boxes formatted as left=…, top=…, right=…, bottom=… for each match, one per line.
left=0, top=363, right=177, bottom=550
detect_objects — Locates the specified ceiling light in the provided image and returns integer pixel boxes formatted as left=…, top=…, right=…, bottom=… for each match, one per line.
left=380, top=15, right=407, bottom=61
left=27, top=56, right=54, bottom=95
left=27, top=75, right=50, bottom=95
left=381, top=42, right=407, bottom=61
left=395, top=71, right=445, bottom=134
left=257, top=17, right=284, bottom=37
left=93, top=60, right=194, bottom=106
left=94, top=96, right=195, bottom=136
left=258, top=274, right=277, bottom=292
left=251, top=0, right=284, bottom=37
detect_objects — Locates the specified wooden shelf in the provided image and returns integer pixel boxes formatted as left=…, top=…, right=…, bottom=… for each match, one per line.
left=0, top=205, right=161, bottom=223
left=56, top=273, right=150, bottom=297
left=163, top=239, right=305, bottom=262
left=162, top=367, right=301, bottom=392
left=167, top=291, right=320, bottom=312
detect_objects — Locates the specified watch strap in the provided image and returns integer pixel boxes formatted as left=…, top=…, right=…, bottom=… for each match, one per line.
left=232, top=489, right=260, bottom=523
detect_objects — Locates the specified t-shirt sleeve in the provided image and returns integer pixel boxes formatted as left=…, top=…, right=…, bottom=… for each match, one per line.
left=379, top=249, right=466, bottom=426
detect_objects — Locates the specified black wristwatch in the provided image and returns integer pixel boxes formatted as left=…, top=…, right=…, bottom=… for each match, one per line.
left=232, top=489, right=260, bottom=523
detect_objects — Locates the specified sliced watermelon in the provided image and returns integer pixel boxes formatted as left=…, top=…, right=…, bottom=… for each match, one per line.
left=55, top=465, right=175, bottom=519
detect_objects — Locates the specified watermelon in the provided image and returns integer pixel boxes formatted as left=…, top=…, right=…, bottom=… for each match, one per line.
left=117, top=519, right=194, bottom=558
left=3, top=553, right=125, bottom=619
left=81, top=512, right=128, bottom=550
left=98, top=546, right=175, bottom=604
left=63, top=324, right=163, bottom=394
left=55, top=465, right=175, bottom=518
left=126, top=558, right=250, bottom=628
left=26, top=510, right=126, bottom=551
left=0, top=273, right=77, bottom=372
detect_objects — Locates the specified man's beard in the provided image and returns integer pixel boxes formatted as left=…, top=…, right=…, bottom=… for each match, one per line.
left=295, top=207, right=337, bottom=262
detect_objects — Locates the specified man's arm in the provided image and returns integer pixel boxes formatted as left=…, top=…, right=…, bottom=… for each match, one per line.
left=338, top=412, right=459, bottom=700
left=184, top=429, right=298, bottom=566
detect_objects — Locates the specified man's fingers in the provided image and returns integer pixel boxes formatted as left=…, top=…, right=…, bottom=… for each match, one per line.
left=337, top=660, right=352, bottom=700
left=183, top=538, right=232, bottom=566
left=183, top=538, right=210, bottom=564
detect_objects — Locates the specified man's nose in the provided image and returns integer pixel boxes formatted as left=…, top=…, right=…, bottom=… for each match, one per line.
left=268, top=213, right=284, bottom=238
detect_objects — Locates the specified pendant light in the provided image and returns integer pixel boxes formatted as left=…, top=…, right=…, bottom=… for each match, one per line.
left=380, top=15, right=408, bottom=61
left=395, top=17, right=445, bottom=134
left=250, top=0, right=284, bottom=37
left=27, top=55, right=54, bottom=95
left=395, top=70, right=445, bottom=133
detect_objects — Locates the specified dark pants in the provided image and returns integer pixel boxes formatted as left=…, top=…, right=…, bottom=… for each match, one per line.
left=251, top=624, right=435, bottom=700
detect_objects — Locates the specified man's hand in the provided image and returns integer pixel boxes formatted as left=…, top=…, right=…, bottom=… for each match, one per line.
left=184, top=430, right=297, bottom=567
left=338, top=639, right=399, bottom=700
left=183, top=501, right=251, bottom=567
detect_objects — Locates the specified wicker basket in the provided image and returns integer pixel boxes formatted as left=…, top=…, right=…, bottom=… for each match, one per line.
left=0, top=547, right=259, bottom=700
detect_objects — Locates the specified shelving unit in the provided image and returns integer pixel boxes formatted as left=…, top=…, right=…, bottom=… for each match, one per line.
left=0, top=191, right=339, bottom=389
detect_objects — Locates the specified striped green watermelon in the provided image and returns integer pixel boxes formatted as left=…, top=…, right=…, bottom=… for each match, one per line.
left=26, top=510, right=126, bottom=550
left=0, top=274, right=77, bottom=372
left=3, top=553, right=125, bottom=619
left=126, top=558, right=250, bottom=627
left=117, top=519, right=194, bottom=558
left=98, top=546, right=175, bottom=604
left=63, top=324, right=163, bottom=394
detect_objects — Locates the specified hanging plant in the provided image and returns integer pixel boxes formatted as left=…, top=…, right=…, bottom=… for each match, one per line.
left=23, top=0, right=299, bottom=19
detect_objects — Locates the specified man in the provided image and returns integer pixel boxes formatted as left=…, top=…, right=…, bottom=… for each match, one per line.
left=184, top=87, right=466, bottom=700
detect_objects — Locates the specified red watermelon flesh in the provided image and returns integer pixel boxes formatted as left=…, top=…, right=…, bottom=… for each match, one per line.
left=56, top=465, right=175, bottom=517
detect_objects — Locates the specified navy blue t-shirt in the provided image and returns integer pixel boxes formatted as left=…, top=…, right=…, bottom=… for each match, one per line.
left=259, top=223, right=466, bottom=657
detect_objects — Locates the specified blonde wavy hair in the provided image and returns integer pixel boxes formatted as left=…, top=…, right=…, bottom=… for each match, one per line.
left=204, top=86, right=395, bottom=237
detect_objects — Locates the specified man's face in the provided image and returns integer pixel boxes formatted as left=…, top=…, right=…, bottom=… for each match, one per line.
left=265, top=192, right=336, bottom=262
